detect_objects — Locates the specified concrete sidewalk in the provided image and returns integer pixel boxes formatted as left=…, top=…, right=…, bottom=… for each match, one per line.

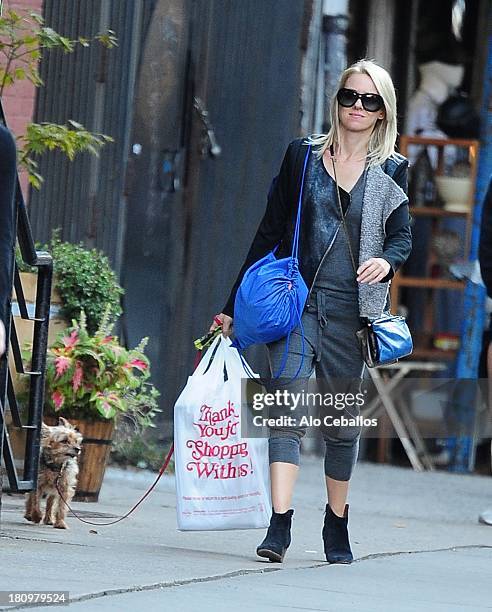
left=1, top=456, right=492, bottom=611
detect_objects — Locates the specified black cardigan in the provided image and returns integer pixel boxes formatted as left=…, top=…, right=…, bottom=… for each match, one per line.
left=222, top=141, right=411, bottom=317
left=479, top=178, right=492, bottom=297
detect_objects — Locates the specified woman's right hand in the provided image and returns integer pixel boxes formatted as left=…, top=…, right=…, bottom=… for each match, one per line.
left=209, top=312, right=233, bottom=337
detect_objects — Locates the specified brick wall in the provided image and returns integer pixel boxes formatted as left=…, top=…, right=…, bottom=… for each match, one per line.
left=2, top=0, right=44, bottom=199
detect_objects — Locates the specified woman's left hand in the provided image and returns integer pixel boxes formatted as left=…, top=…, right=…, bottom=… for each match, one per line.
left=357, top=258, right=391, bottom=284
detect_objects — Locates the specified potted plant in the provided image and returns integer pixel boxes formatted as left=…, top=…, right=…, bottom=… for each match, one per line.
left=47, top=234, right=124, bottom=334
left=44, top=310, right=160, bottom=501
left=14, top=233, right=123, bottom=333
left=11, top=235, right=124, bottom=396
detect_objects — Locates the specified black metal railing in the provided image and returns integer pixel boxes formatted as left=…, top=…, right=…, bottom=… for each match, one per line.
left=0, top=101, right=52, bottom=498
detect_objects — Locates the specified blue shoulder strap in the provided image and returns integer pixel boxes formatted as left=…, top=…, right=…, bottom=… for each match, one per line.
left=291, top=144, right=311, bottom=261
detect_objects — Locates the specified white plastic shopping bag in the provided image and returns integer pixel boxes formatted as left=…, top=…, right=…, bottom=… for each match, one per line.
left=174, top=334, right=271, bottom=530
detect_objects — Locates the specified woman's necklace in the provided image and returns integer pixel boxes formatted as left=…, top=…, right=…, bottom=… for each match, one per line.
left=327, top=146, right=368, bottom=163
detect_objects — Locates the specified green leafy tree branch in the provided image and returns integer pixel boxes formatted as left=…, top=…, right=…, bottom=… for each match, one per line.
left=0, top=8, right=117, bottom=187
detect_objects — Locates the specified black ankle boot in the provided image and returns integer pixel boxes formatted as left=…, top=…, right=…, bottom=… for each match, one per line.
left=256, top=508, right=294, bottom=562
left=322, top=503, right=353, bottom=564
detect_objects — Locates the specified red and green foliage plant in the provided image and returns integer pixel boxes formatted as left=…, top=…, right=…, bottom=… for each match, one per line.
left=45, top=310, right=160, bottom=424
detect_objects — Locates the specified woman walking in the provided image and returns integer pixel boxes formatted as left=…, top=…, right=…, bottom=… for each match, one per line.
left=210, top=59, right=412, bottom=564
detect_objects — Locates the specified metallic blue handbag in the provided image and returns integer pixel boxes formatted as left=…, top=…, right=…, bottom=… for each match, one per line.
left=356, top=314, right=413, bottom=368
left=331, top=152, right=413, bottom=368
left=231, top=144, right=312, bottom=380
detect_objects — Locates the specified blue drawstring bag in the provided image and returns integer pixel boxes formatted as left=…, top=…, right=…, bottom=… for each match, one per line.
left=231, top=145, right=311, bottom=381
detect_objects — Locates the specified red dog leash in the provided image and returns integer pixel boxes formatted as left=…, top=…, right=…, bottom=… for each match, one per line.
left=55, top=442, right=175, bottom=526
left=55, top=350, right=203, bottom=526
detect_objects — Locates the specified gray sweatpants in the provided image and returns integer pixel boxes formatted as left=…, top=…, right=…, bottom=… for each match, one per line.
left=265, top=287, right=366, bottom=481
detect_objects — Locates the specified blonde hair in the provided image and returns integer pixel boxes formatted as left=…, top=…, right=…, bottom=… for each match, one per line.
left=306, top=59, right=398, bottom=167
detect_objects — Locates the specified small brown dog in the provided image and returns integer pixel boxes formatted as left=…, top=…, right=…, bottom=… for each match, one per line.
left=24, top=416, right=83, bottom=529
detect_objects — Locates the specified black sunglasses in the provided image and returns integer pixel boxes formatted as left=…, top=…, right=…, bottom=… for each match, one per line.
left=336, top=88, right=384, bottom=112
